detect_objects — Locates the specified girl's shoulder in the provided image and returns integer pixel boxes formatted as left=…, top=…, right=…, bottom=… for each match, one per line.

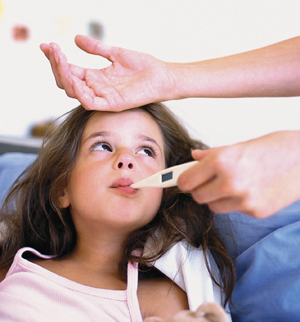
left=0, top=247, right=53, bottom=283
left=138, top=275, right=189, bottom=319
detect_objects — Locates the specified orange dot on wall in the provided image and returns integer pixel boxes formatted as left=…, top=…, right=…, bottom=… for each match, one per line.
left=12, top=25, right=30, bottom=41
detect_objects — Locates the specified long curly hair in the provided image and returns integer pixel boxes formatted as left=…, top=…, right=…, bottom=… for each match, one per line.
left=0, top=103, right=235, bottom=306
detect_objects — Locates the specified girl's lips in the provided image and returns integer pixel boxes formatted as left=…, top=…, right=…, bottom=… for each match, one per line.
left=110, top=178, right=138, bottom=196
left=113, top=185, right=137, bottom=195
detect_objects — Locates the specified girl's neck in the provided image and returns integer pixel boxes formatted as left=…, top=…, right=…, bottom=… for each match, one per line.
left=69, top=238, right=124, bottom=273
left=36, top=232, right=129, bottom=290
left=70, top=218, right=131, bottom=271
left=45, top=220, right=132, bottom=289
left=70, top=229, right=128, bottom=270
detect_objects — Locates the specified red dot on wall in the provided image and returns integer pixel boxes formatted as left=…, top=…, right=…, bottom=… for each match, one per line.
left=12, top=25, right=30, bottom=41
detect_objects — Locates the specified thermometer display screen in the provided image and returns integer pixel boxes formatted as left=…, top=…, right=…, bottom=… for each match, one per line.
left=162, top=172, right=173, bottom=182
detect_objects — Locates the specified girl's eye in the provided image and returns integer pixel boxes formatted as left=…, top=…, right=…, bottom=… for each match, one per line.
left=137, top=147, right=155, bottom=157
left=91, top=142, right=112, bottom=152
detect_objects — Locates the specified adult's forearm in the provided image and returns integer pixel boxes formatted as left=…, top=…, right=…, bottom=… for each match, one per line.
left=168, top=36, right=300, bottom=99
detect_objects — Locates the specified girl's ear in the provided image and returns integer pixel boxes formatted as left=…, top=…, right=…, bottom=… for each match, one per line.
left=59, top=189, right=70, bottom=209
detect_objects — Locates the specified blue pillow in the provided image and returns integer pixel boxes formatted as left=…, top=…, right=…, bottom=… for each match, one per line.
left=0, top=152, right=37, bottom=205
left=215, top=199, right=300, bottom=321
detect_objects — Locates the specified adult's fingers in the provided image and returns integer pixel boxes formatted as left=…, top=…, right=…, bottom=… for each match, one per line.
left=177, top=149, right=215, bottom=192
left=49, top=42, right=77, bottom=97
left=40, top=43, right=64, bottom=89
left=195, top=303, right=230, bottom=322
left=75, top=34, right=120, bottom=62
left=191, top=149, right=210, bottom=160
left=71, top=76, right=110, bottom=111
left=40, top=43, right=50, bottom=59
left=206, top=197, right=248, bottom=215
left=188, top=175, right=230, bottom=206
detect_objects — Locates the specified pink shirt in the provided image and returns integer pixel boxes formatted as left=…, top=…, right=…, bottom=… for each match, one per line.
left=0, top=247, right=143, bottom=321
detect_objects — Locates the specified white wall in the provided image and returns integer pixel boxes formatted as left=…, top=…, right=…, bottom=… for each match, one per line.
left=1, top=0, right=300, bottom=146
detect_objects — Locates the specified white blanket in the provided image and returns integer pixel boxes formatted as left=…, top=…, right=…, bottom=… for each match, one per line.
left=153, top=242, right=223, bottom=311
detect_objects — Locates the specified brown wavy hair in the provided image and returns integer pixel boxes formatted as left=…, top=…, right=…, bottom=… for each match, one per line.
left=0, top=103, right=235, bottom=306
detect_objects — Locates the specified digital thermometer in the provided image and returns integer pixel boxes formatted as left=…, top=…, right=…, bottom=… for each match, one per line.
left=131, top=160, right=198, bottom=188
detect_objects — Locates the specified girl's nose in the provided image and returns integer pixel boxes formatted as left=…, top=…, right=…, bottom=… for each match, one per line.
left=114, top=151, right=136, bottom=170
left=117, top=161, right=134, bottom=169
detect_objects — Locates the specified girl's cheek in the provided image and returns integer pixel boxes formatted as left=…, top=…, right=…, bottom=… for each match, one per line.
left=138, top=156, right=165, bottom=172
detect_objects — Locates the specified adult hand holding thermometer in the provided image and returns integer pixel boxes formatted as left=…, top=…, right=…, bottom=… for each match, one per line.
left=131, top=161, right=198, bottom=189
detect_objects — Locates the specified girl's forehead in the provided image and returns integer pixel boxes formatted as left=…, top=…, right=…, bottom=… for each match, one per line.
left=82, top=108, right=164, bottom=143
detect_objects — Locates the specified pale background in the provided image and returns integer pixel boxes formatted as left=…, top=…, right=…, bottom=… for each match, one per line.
left=0, top=0, right=300, bottom=147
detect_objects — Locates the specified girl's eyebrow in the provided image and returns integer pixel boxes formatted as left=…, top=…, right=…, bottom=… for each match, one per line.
left=83, top=131, right=110, bottom=145
left=138, top=135, right=163, bottom=153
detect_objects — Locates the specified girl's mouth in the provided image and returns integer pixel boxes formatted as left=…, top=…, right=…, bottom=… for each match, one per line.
left=110, top=178, right=138, bottom=196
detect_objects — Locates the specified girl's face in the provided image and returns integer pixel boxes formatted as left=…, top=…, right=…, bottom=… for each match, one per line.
left=60, top=108, right=165, bottom=235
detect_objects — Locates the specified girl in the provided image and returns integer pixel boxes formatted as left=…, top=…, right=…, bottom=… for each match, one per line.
left=0, top=103, right=234, bottom=321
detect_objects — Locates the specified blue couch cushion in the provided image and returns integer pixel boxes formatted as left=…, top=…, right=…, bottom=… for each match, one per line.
left=215, top=200, right=300, bottom=321
left=0, top=153, right=37, bottom=205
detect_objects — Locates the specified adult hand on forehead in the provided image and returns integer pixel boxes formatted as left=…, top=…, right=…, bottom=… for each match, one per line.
left=143, top=303, right=230, bottom=322
left=40, top=35, right=300, bottom=111
left=40, top=35, right=172, bottom=111
left=177, top=131, right=300, bottom=218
